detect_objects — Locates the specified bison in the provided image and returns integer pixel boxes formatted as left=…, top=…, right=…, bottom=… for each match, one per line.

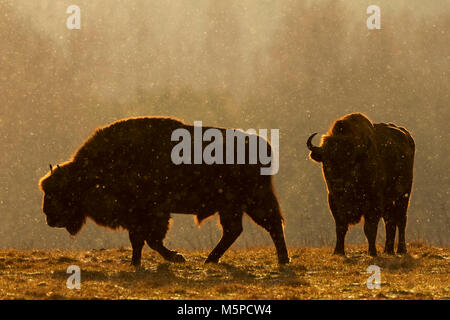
left=39, top=116, right=289, bottom=266
left=307, top=113, right=415, bottom=256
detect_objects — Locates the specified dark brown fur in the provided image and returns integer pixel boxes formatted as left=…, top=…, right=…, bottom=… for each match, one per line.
left=39, top=116, right=289, bottom=266
left=308, top=113, right=415, bottom=256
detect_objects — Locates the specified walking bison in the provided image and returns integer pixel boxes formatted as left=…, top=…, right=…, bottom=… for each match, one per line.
left=39, top=117, right=289, bottom=266
left=307, top=113, right=415, bottom=256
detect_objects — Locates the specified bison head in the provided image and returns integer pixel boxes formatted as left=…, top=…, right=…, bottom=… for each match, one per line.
left=39, top=163, right=85, bottom=235
left=307, top=133, right=372, bottom=196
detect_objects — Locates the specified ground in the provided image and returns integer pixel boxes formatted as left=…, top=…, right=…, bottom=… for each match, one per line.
left=0, top=242, right=448, bottom=300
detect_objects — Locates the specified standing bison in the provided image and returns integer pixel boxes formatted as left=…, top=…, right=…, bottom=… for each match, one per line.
left=307, top=113, right=415, bottom=256
left=39, top=117, right=289, bottom=266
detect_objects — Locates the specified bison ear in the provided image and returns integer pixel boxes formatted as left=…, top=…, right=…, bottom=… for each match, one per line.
left=309, top=151, right=323, bottom=163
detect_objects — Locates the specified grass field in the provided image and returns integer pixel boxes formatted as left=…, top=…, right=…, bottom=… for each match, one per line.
left=0, top=242, right=448, bottom=300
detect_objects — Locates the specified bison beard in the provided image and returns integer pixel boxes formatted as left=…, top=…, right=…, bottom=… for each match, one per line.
left=39, top=117, right=289, bottom=266
left=307, top=113, right=415, bottom=256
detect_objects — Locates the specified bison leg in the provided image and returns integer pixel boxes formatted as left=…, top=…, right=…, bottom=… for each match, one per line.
left=146, top=215, right=186, bottom=263
left=329, top=195, right=348, bottom=256
left=147, top=240, right=186, bottom=263
left=129, top=230, right=145, bottom=267
left=334, top=222, right=348, bottom=256
left=396, top=214, right=408, bottom=254
left=268, top=222, right=290, bottom=264
left=364, top=218, right=379, bottom=257
left=248, top=213, right=289, bottom=264
left=205, top=214, right=243, bottom=264
left=393, top=196, right=409, bottom=254
left=383, top=218, right=396, bottom=255
left=245, top=191, right=290, bottom=264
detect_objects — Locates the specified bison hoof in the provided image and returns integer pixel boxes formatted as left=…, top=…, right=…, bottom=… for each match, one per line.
left=397, top=248, right=407, bottom=254
left=131, top=258, right=141, bottom=267
left=204, top=258, right=219, bottom=264
left=384, top=249, right=395, bottom=255
left=369, top=251, right=378, bottom=257
left=333, top=250, right=345, bottom=256
left=278, top=257, right=290, bottom=264
left=168, top=253, right=186, bottom=263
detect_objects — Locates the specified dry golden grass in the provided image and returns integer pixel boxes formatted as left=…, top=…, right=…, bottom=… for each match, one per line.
left=0, top=244, right=448, bottom=300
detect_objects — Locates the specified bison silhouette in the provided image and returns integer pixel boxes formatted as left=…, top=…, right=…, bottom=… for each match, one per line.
left=39, top=117, right=289, bottom=266
left=307, top=113, right=415, bottom=256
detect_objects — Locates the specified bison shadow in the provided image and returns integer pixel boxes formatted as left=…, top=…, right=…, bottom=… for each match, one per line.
left=51, top=262, right=178, bottom=284
left=341, top=252, right=420, bottom=271
left=50, top=260, right=307, bottom=289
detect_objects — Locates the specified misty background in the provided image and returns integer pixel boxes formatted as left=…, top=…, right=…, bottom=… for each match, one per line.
left=1, top=0, right=448, bottom=251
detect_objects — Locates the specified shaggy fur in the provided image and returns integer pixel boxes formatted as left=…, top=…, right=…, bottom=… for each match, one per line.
left=308, top=113, right=415, bottom=256
left=39, top=116, right=289, bottom=266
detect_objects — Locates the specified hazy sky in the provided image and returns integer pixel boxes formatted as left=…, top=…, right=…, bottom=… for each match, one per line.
left=1, top=0, right=449, bottom=249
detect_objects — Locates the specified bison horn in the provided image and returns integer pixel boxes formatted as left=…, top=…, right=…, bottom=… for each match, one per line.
left=307, top=133, right=323, bottom=162
left=307, top=133, right=321, bottom=153
left=49, top=164, right=53, bottom=173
